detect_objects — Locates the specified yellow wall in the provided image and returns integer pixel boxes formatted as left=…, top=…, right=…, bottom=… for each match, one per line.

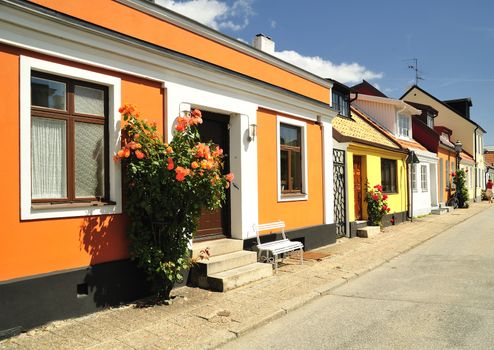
left=347, top=144, right=408, bottom=222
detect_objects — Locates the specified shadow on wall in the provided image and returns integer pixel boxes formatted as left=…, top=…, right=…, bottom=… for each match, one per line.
left=78, top=215, right=150, bottom=308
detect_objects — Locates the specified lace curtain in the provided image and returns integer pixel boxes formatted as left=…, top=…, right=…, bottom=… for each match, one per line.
left=31, top=117, right=67, bottom=199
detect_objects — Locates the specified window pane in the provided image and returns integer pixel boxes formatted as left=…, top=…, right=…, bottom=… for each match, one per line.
left=280, top=124, right=301, bottom=147
left=75, top=122, right=105, bottom=198
left=31, top=117, right=67, bottom=199
left=31, top=77, right=66, bottom=110
left=291, top=151, right=302, bottom=191
left=75, top=85, right=105, bottom=116
left=280, top=150, right=288, bottom=191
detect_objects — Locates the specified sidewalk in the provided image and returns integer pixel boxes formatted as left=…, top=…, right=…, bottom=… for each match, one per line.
left=2, top=202, right=492, bottom=350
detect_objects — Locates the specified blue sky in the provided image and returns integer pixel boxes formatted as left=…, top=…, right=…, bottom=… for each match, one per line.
left=157, top=0, right=494, bottom=145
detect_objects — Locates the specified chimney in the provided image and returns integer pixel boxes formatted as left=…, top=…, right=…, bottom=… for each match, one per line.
left=252, top=34, right=275, bottom=54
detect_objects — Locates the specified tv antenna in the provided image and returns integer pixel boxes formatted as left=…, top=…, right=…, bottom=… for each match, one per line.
left=407, top=58, right=424, bottom=85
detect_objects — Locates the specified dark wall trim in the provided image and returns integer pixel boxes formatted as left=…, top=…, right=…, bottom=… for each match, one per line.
left=349, top=211, right=407, bottom=236
left=0, top=259, right=191, bottom=339
left=243, top=224, right=336, bottom=252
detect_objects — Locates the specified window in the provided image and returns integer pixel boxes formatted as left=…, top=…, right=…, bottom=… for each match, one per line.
left=20, top=56, right=122, bottom=220
left=421, top=165, right=428, bottom=192
left=332, top=90, right=349, bottom=117
left=31, top=72, right=108, bottom=202
left=411, top=164, right=417, bottom=192
left=398, top=115, right=410, bottom=138
left=277, top=117, right=307, bottom=201
left=426, top=113, right=434, bottom=128
left=381, top=159, right=397, bottom=193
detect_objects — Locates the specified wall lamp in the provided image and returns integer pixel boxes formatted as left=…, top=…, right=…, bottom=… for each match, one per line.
left=248, top=123, right=257, bottom=142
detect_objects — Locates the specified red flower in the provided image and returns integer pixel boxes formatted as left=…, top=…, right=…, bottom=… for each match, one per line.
left=123, top=148, right=131, bottom=158
left=225, top=172, right=234, bottom=182
left=382, top=194, right=388, bottom=200
left=372, top=194, right=379, bottom=201
left=386, top=207, right=391, bottom=212
left=119, top=104, right=136, bottom=116
left=175, top=123, right=185, bottom=132
left=167, top=157, right=174, bottom=170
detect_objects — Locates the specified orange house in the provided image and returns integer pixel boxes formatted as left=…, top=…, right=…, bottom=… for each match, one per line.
left=0, top=0, right=338, bottom=334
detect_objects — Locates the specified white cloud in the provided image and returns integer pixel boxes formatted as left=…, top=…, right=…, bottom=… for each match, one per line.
left=155, top=0, right=253, bottom=31
left=270, top=19, right=277, bottom=29
left=272, top=50, right=383, bottom=84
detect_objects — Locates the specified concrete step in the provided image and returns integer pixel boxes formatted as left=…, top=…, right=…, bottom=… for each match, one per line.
left=207, top=262, right=273, bottom=292
left=197, top=250, right=258, bottom=275
left=357, top=226, right=381, bottom=238
left=431, top=207, right=448, bottom=215
left=192, top=238, right=243, bottom=259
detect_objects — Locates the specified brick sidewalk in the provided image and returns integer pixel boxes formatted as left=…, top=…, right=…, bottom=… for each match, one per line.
left=2, top=202, right=492, bottom=350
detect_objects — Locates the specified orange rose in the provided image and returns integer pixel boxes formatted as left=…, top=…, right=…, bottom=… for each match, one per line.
left=166, top=146, right=173, bottom=154
left=123, top=148, right=131, bottom=158
left=175, top=123, right=185, bottom=132
left=135, top=150, right=145, bottom=159
left=117, top=149, right=125, bottom=158
left=191, top=161, right=199, bottom=169
left=175, top=166, right=191, bottom=182
left=225, top=172, right=234, bottom=182
left=167, top=157, right=174, bottom=170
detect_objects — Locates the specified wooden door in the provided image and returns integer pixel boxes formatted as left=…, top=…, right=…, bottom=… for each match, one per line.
left=195, top=111, right=230, bottom=239
left=353, top=156, right=363, bottom=220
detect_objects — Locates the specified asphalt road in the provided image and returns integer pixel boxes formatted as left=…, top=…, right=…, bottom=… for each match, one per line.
left=220, top=206, right=494, bottom=349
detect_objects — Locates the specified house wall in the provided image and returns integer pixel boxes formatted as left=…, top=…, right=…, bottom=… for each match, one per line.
left=0, top=45, right=165, bottom=283
left=354, top=100, right=397, bottom=134
left=257, top=108, right=324, bottom=230
left=437, top=147, right=456, bottom=204
left=402, top=89, right=475, bottom=156
left=345, top=144, right=408, bottom=223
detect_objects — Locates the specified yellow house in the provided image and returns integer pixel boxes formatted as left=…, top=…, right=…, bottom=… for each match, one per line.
left=333, top=106, right=408, bottom=236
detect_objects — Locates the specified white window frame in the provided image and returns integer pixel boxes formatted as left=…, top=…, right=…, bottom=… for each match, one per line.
left=20, top=56, right=122, bottom=220
left=397, top=114, right=411, bottom=138
left=426, top=115, right=434, bottom=129
left=277, top=116, right=308, bottom=202
left=411, top=164, right=417, bottom=192
left=421, top=164, right=428, bottom=192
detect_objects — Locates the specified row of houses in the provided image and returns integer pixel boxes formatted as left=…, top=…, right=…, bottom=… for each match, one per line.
left=331, top=80, right=487, bottom=236
left=0, top=0, right=488, bottom=336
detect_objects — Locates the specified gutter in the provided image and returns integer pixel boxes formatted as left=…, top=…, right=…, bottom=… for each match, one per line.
left=474, top=125, right=479, bottom=201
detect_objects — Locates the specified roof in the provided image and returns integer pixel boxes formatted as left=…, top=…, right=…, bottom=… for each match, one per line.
left=351, top=106, right=428, bottom=152
left=400, top=85, right=486, bottom=133
left=485, top=152, right=494, bottom=166
left=351, top=80, right=387, bottom=98
left=404, top=101, right=438, bottom=115
left=332, top=109, right=402, bottom=151
left=461, top=150, right=475, bottom=164
left=443, top=98, right=472, bottom=106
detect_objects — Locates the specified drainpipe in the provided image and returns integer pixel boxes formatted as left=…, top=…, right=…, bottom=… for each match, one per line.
left=316, top=116, right=326, bottom=226
left=474, top=126, right=479, bottom=201
left=406, top=151, right=413, bottom=222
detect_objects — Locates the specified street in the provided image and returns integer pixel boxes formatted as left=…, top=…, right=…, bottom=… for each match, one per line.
left=220, top=206, right=494, bottom=349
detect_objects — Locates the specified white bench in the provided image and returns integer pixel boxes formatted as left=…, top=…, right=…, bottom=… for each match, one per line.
left=253, top=221, right=304, bottom=273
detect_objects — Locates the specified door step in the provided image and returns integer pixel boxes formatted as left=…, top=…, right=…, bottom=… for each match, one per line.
left=431, top=207, right=448, bottom=215
left=356, top=226, right=381, bottom=238
left=191, top=239, right=272, bottom=292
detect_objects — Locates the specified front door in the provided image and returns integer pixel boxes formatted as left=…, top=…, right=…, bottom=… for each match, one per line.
left=195, top=111, right=230, bottom=239
left=353, top=155, right=363, bottom=220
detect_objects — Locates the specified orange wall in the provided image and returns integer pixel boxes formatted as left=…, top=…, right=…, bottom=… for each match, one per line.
left=28, top=0, right=329, bottom=104
left=0, top=45, right=164, bottom=281
left=437, top=148, right=455, bottom=204
left=257, top=108, right=324, bottom=231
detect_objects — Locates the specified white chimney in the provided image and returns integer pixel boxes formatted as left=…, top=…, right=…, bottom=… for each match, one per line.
left=252, top=34, right=275, bottom=54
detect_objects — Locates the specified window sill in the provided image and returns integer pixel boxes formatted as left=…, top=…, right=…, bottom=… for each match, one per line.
left=279, top=193, right=308, bottom=202
left=32, top=200, right=116, bottom=210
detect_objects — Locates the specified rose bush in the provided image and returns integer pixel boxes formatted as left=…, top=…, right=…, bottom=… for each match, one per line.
left=115, top=104, right=233, bottom=299
left=365, top=184, right=391, bottom=226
